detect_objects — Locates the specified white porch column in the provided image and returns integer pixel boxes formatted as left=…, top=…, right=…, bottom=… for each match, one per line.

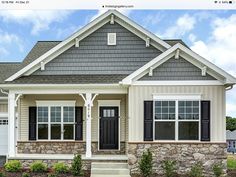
left=8, top=92, right=16, bottom=157
left=85, top=93, right=92, bottom=158
left=80, top=93, right=98, bottom=158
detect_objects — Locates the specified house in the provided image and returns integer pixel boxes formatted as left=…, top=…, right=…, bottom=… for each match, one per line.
left=227, top=130, right=236, bottom=152
left=0, top=10, right=235, bottom=176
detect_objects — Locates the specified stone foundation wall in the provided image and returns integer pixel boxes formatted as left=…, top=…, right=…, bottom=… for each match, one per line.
left=18, top=159, right=91, bottom=170
left=17, top=141, right=126, bottom=155
left=128, top=142, right=227, bottom=177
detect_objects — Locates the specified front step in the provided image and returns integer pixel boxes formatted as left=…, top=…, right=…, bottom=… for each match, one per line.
left=90, top=162, right=130, bottom=177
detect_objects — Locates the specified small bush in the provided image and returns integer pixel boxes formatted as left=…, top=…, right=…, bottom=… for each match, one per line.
left=212, top=163, right=223, bottom=177
left=22, top=172, right=30, bottom=177
left=161, top=159, right=177, bottom=177
left=71, top=154, right=83, bottom=176
left=53, top=162, right=68, bottom=174
left=138, top=149, right=153, bottom=177
left=4, top=160, right=22, bottom=172
left=30, top=161, right=47, bottom=173
left=48, top=173, right=57, bottom=177
left=0, top=172, right=5, bottom=177
left=189, top=162, right=203, bottom=177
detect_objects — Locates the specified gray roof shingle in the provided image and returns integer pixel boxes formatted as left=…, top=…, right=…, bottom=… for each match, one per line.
left=8, top=75, right=127, bottom=84
left=0, top=40, right=188, bottom=85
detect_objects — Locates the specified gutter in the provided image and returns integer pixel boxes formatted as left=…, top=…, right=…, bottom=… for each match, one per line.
left=226, top=85, right=234, bottom=91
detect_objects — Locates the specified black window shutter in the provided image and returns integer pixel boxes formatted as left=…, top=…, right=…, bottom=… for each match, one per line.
left=201, top=101, right=210, bottom=141
left=75, top=107, right=83, bottom=140
left=29, top=107, right=37, bottom=141
left=144, top=101, right=153, bottom=141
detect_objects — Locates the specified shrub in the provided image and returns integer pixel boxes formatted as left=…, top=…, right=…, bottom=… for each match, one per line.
left=189, top=162, right=203, bottom=177
left=4, top=160, right=22, bottom=172
left=138, top=149, right=153, bottom=177
left=22, top=172, right=30, bottom=177
left=53, top=162, right=68, bottom=174
left=48, top=173, right=57, bottom=177
left=161, top=159, right=177, bottom=177
left=30, top=161, right=47, bottom=173
left=212, top=163, right=223, bottom=177
left=71, top=154, right=83, bottom=176
left=0, top=172, right=5, bottom=177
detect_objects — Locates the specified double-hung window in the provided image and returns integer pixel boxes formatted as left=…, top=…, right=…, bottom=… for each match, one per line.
left=37, top=101, right=75, bottom=140
left=154, top=96, right=200, bottom=141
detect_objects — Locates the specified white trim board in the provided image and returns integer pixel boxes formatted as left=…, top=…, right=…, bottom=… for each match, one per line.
left=36, top=100, right=76, bottom=106
left=5, top=10, right=170, bottom=82
left=153, top=94, right=201, bottom=100
left=121, top=43, right=236, bottom=85
left=133, top=81, right=224, bottom=86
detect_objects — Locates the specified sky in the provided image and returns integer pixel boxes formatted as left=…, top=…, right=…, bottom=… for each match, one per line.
left=0, top=9, right=235, bottom=116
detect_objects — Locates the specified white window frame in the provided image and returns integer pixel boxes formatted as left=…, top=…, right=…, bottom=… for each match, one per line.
left=36, top=101, right=76, bottom=141
left=107, top=33, right=116, bottom=45
left=153, top=95, right=201, bottom=142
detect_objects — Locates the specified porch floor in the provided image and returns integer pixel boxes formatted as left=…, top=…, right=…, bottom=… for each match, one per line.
left=8, top=154, right=128, bottom=161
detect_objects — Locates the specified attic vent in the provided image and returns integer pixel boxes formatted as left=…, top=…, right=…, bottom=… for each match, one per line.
left=107, top=33, right=116, bottom=45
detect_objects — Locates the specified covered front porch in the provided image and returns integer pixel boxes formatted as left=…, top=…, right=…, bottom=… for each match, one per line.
left=7, top=85, right=128, bottom=158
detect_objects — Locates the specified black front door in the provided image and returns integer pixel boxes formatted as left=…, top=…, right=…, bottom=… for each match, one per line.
left=99, top=107, right=119, bottom=150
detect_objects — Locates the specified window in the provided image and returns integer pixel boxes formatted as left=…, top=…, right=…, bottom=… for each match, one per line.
left=37, top=103, right=75, bottom=140
left=154, top=100, right=200, bottom=141
left=0, top=119, right=8, bottom=125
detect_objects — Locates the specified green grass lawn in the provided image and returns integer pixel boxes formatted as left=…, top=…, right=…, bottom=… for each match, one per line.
left=228, top=155, right=236, bottom=169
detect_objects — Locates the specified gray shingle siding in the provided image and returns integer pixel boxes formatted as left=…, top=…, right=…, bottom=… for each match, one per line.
left=33, top=22, right=162, bottom=75
left=139, top=56, right=216, bottom=81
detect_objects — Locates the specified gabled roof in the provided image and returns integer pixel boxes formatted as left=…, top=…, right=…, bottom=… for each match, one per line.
left=5, top=10, right=171, bottom=82
left=121, top=43, right=236, bottom=85
left=0, top=62, right=21, bottom=84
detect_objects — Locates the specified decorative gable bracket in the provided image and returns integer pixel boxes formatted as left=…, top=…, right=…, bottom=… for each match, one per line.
left=148, top=67, right=153, bottom=76
left=75, top=38, right=80, bottom=47
left=146, top=37, right=150, bottom=47
left=110, top=15, right=114, bottom=24
left=40, top=62, right=45, bottom=71
left=202, top=66, right=207, bottom=76
left=175, top=49, right=180, bottom=59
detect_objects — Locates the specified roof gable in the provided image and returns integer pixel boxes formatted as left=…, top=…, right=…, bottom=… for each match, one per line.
left=5, top=10, right=171, bottom=82
left=32, top=22, right=161, bottom=75
left=139, top=56, right=216, bottom=81
left=122, top=43, right=236, bottom=85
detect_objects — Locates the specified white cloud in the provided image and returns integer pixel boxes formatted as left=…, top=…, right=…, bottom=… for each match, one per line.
left=0, top=47, right=9, bottom=57
left=0, top=29, right=23, bottom=58
left=190, top=14, right=236, bottom=117
left=0, top=10, right=73, bottom=35
left=56, top=25, right=81, bottom=39
left=188, top=33, right=197, bottom=43
left=161, top=14, right=196, bottom=38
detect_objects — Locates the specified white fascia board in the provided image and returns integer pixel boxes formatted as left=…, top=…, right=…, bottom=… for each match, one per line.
left=122, top=43, right=236, bottom=85
left=178, top=44, right=236, bottom=84
left=5, top=10, right=112, bottom=82
left=6, top=10, right=170, bottom=82
left=153, top=94, right=201, bottom=100
left=133, top=80, right=224, bottom=86
left=36, top=100, right=76, bottom=107
left=121, top=43, right=180, bottom=84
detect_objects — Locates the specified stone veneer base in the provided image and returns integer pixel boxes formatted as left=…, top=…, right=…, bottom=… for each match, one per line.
left=127, top=142, right=227, bottom=177
left=17, top=141, right=126, bottom=155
